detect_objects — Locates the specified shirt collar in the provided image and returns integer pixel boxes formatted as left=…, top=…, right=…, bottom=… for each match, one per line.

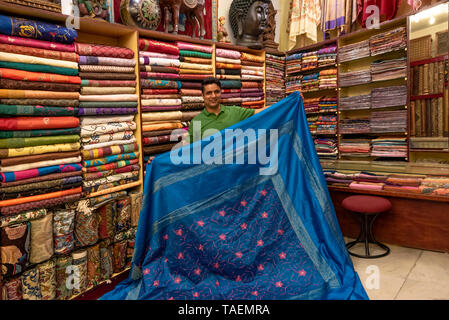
left=203, top=105, right=225, bottom=117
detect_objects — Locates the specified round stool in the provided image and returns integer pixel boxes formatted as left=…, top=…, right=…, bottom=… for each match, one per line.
left=342, top=195, right=391, bottom=259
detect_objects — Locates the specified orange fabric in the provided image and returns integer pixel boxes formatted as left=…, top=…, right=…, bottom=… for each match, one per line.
left=216, top=63, right=241, bottom=70
left=0, top=89, right=79, bottom=99
left=142, top=123, right=183, bottom=132
left=241, top=81, right=264, bottom=88
left=0, top=117, right=80, bottom=130
left=182, top=57, right=212, bottom=65
left=241, top=52, right=265, bottom=63
left=0, top=187, right=82, bottom=207
left=0, top=68, right=81, bottom=84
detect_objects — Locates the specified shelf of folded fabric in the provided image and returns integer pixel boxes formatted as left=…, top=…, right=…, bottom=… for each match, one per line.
left=265, top=52, right=285, bottom=106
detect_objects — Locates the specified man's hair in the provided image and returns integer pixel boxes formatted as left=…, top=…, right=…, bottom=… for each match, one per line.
left=201, top=77, right=221, bottom=93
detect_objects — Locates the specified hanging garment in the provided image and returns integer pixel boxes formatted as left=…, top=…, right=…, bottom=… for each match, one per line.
left=100, top=92, right=369, bottom=300
left=361, top=0, right=399, bottom=27
left=288, top=0, right=321, bottom=49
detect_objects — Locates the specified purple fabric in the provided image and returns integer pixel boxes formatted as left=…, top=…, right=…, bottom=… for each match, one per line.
left=241, top=92, right=265, bottom=98
left=221, top=93, right=241, bottom=99
left=78, top=108, right=138, bottom=115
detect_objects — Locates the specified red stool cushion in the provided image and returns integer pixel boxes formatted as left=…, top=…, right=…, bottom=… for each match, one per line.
left=342, top=195, right=392, bottom=214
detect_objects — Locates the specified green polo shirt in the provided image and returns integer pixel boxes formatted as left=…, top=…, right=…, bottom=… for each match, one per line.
left=188, top=105, right=255, bottom=143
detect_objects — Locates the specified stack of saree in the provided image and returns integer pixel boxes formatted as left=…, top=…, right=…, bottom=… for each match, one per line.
left=215, top=48, right=242, bottom=106
left=240, top=52, right=265, bottom=109
left=265, top=53, right=286, bottom=106
left=100, top=92, right=369, bottom=300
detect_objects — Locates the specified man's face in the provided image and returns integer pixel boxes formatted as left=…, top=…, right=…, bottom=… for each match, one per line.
left=203, top=83, right=221, bottom=109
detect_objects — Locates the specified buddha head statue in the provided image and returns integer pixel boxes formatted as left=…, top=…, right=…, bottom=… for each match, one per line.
left=229, top=0, right=270, bottom=49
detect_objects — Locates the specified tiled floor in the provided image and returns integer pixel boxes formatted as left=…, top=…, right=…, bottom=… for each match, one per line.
left=346, top=238, right=449, bottom=300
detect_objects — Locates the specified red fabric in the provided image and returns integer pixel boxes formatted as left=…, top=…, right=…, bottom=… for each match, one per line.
left=342, top=195, right=392, bottom=214
left=360, top=0, right=399, bottom=27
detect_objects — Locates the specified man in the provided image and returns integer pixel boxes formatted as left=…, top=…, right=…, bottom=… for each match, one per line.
left=187, top=78, right=270, bottom=143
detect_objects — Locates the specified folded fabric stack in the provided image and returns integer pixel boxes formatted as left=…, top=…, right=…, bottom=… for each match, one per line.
left=301, top=51, right=318, bottom=71
left=339, top=139, right=372, bottom=157
left=318, top=45, right=337, bottom=67
left=301, top=72, right=319, bottom=92
left=240, top=52, right=265, bottom=109
left=349, top=172, right=387, bottom=191
left=319, top=68, right=337, bottom=90
left=370, top=110, right=407, bottom=133
left=419, top=177, right=449, bottom=196
left=215, top=48, right=243, bottom=106
left=338, top=40, right=370, bottom=63
left=319, top=96, right=338, bottom=113
left=339, top=118, right=371, bottom=134
left=303, top=97, right=320, bottom=114
left=138, top=38, right=185, bottom=165
left=316, top=115, right=337, bottom=134
left=369, top=27, right=407, bottom=56
left=383, top=174, right=423, bottom=193
left=74, top=42, right=140, bottom=196
left=371, top=57, right=407, bottom=82
left=307, top=115, right=318, bottom=134
left=265, top=53, right=285, bottom=106
left=0, top=14, right=83, bottom=216
left=340, top=94, right=372, bottom=111
left=285, top=52, right=302, bottom=75
left=314, top=138, right=338, bottom=159
left=370, top=137, right=408, bottom=158
left=324, top=171, right=358, bottom=186
left=339, top=69, right=371, bottom=87
left=371, top=85, right=407, bottom=109
left=285, top=75, right=302, bottom=94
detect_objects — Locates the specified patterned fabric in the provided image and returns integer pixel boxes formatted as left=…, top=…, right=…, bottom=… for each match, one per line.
left=0, top=105, right=77, bottom=116
left=138, top=39, right=179, bottom=55
left=87, top=244, right=102, bottom=287
left=141, top=79, right=181, bottom=89
left=79, top=94, right=138, bottom=102
left=0, top=222, right=30, bottom=277
left=140, top=72, right=179, bottom=79
left=82, top=131, right=133, bottom=145
left=0, top=171, right=81, bottom=189
left=81, top=143, right=138, bottom=160
left=80, top=121, right=136, bottom=137
left=0, top=208, right=47, bottom=228
left=71, top=250, right=88, bottom=296
left=0, top=163, right=82, bottom=184
left=116, top=197, right=131, bottom=233
left=80, top=115, right=134, bottom=126
left=53, top=209, right=76, bottom=255
left=78, top=72, right=136, bottom=80
left=0, top=68, right=81, bottom=84
left=0, top=43, right=79, bottom=62
left=55, top=255, right=72, bottom=300
left=21, top=267, right=42, bottom=300
left=0, top=79, right=80, bottom=92
left=80, top=87, right=136, bottom=95
left=0, top=34, right=75, bottom=52
left=79, top=65, right=135, bottom=73
left=80, top=80, right=136, bottom=87
left=215, top=48, right=241, bottom=59
left=139, top=57, right=180, bottom=67
left=89, top=191, right=127, bottom=208
left=74, top=201, right=99, bottom=247
left=126, top=240, right=135, bottom=268
left=37, top=259, right=56, bottom=300
left=82, top=152, right=139, bottom=168
left=0, top=14, right=77, bottom=44
left=29, top=212, right=54, bottom=264
left=140, top=52, right=179, bottom=59
left=0, top=150, right=80, bottom=167
left=75, top=43, right=134, bottom=59
left=177, top=42, right=213, bottom=54
left=113, top=240, right=127, bottom=274
left=0, top=116, right=79, bottom=130
left=1, top=98, right=79, bottom=107
left=289, top=0, right=321, bottom=48
left=79, top=101, right=138, bottom=108
left=129, top=192, right=142, bottom=227
left=84, top=159, right=139, bottom=174
left=99, top=241, right=113, bottom=280
left=78, top=108, right=137, bottom=116
left=3, top=277, right=22, bottom=300
left=0, top=134, right=79, bottom=149
left=79, top=56, right=135, bottom=67
left=83, top=164, right=140, bottom=181
left=0, top=52, right=78, bottom=70
left=0, top=61, right=78, bottom=76
left=0, top=143, right=80, bottom=159
left=98, top=202, right=117, bottom=240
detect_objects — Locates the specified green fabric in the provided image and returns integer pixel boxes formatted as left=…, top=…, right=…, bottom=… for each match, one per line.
left=0, top=127, right=81, bottom=138
left=79, top=101, right=138, bottom=108
left=179, top=50, right=212, bottom=59
left=0, top=61, right=79, bottom=76
left=188, top=105, right=255, bottom=143
left=0, top=104, right=78, bottom=116
left=0, top=134, right=80, bottom=148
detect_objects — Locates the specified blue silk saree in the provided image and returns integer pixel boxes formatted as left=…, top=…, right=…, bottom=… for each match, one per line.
left=101, top=92, right=368, bottom=300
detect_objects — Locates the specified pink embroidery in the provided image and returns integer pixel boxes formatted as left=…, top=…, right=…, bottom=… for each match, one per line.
left=175, top=229, right=183, bottom=236
left=197, top=220, right=205, bottom=227
left=199, top=244, right=204, bottom=251
left=241, top=200, right=247, bottom=206
left=193, top=292, right=199, bottom=298
left=257, top=240, right=264, bottom=246
left=219, top=210, right=226, bottom=217
left=153, top=280, right=159, bottom=287
left=260, top=190, right=267, bottom=196
left=174, top=277, right=181, bottom=284
left=275, top=281, right=283, bottom=288
left=219, top=234, right=226, bottom=240
left=236, top=275, right=242, bottom=282
left=213, top=262, right=220, bottom=269
left=177, top=252, right=184, bottom=259
left=261, top=212, right=268, bottom=219
left=143, top=268, right=150, bottom=275
left=215, top=280, right=220, bottom=286
left=298, top=270, right=307, bottom=276
left=258, top=264, right=264, bottom=271
left=194, top=268, right=201, bottom=275
left=240, top=223, right=247, bottom=230
left=252, top=291, right=259, bottom=296
left=279, top=252, right=286, bottom=259
left=235, top=251, right=243, bottom=258
left=278, top=229, right=284, bottom=235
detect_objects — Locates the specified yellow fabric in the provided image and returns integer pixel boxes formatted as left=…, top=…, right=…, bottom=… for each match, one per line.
left=1, top=143, right=80, bottom=158
left=179, top=62, right=213, bottom=70
left=142, top=111, right=183, bottom=121
left=0, top=89, right=79, bottom=99
left=80, top=87, right=136, bottom=95
left=0, top=51, right=78, bottom=69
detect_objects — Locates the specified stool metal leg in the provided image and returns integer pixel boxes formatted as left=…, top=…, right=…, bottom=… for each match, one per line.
left=364, top=215, right=370, bottom=256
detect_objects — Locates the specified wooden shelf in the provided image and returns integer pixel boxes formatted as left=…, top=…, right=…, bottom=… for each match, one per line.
left=287, top=38, right=337, bottom=55
left=410, top=54, right=448, bottom=67
left=410, top=93, right=444, bottom=100
left=338, top=47, right=406, bottom=65
left=287, top=63, right=338, bottom=76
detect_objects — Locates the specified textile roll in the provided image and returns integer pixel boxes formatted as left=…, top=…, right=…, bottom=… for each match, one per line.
left=0, top=222, right=30, bottom=277
left=1, top=194, right=80, bottom=217
left=53, top=209, right=76, bottom=254
left=141, top=94, right=181, bottom=99
left=140, top=72, right=179, bottom=79
left=21, top=267, right=42, bottom=300
left=71, top=250, right=88, bottom=296
left=0, top=43, right=79, bottom=62
left=216, top=57, right=241, bottom=64
left=216, top=69, right=242, bottom=75
left=179, top=69, right=213, bottom=75
left=74, top=207, right=98, bottom=247
left=78, top=56, right=136, bottom=67
left=0, top=170, right=81, bottom=188
left=0, top=14, right=77, bottom=44
left=78, top=65, right=135, bottom=73
left=0, top=68, right=81, bottom=84
left=139, top=57, right=181, bottom=67
left=0, top=61, right=78, bottom=76
left=241, top=61, right=264, bottom=67
left=0, top=34, right=75, bottom=52
left=83, top=164, right=140, bottom=181
left=0, top=176, right=82, bottom=195
left=139, top=39, right=179, bottom=55
left=126, top=240, right=134, bottom=267
left=99, top=241, right=113, bottom=280
left=143, top=134, right=182, bottom=146
left=80, top=115, right=134, bottom=125
left=84, top=177, right=138, bottom=194
left=79, top=101, right=138, bottom=108
left=29, top=212, right=54, bottom=264
left=37, top=259, right=56, bottom=300
left=143, top=143, right=178, bottom=155
left=141, top=79, right=181, bottom=89
left=0, top=116, right=79, bottom=130
left=180, top=89, right=202, bottom=96
left=89, top=191, right=127, bottom=208
left=142, top=129, right=177, bottom=137
left=75, top=43, right=134, bottom=59
left=179, top=74, right=214, bottom=80
left=241, top=81, right=263, bottom=88
left=98, top=202, right=117, bottom=239
left=181, top=96, right=204, bottom=103
left=0, top=208, right=46, bottom=228
left=179, top=81, right=202, bottom=89
left=113, top=240, right=127, bottom=273
left=0, top=142, right=81, bottom=159
left=0, top=181, right=82, bottom=201
left=83, top=171, right=139, bottom=188
left=0, top=98, right=79, bottom=107
left=241, top=52, right=265, bottom=63
left=129, top=192, right=142, bottom=227
left=82, top=137, right=136, bottom=150
left=78, top=72, right=136, bottom=80
left=215, top=48, right=241, bottom=60
left=141, top=106, right=182, bottom=112
left=181, top=103, right=204, bottom=111
left=3, top=277, right=22, bottom=300
left=0, top=51, right=78, bottom=70
left=116, top=197, right=131, bottom=233
left=83, top=159, right=139, bottom=174
left=177, top=41, right=213, bottom=54
left=179, top=56, right=212, bottom=65
left=216, top=75, right=241, bottom=80
left=80, top=87, right=136, bottom=95
left=139, top=65, right=179, bottom=74
left=0, top=105, right=77, bottom=117
left=80, top=80, right=136, bottom=87
left=79, top=94, right=138, bottom=102
left=0, top=187, right=82, bottom=208
left=142, top=123, right=183, bottom=132
left=82, top=152, right=139, bottom=168
left=141, top=99, right=182, bottom=107
left=0, top=134, right=80, bottom=148
left=81, top=143, right=138, bottom=160
left=78, top=108, right=137, bottom=116
left=179, top=62, right=213, bottom=70
left=81, top=131, right=133, bottom=146
left=139, top=52, right=179, bottom=59
left=87, top=244, right=101, bottom=287
left=55, top=255, right=72, bottom=300
left=0, top=79, right=81, bottom=92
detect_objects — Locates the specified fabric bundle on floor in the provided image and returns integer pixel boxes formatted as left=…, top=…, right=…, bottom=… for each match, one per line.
left=215, top=48, right=243, bottom=106
left=265, top=53, right=285, bottom=106
left=239, top=52, right=265, bottom=109
left=99, top=91, right=369, bottom=300
left=76, top=42, right=140, bottom=196
left=0, top=14, right=82, bottom=215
